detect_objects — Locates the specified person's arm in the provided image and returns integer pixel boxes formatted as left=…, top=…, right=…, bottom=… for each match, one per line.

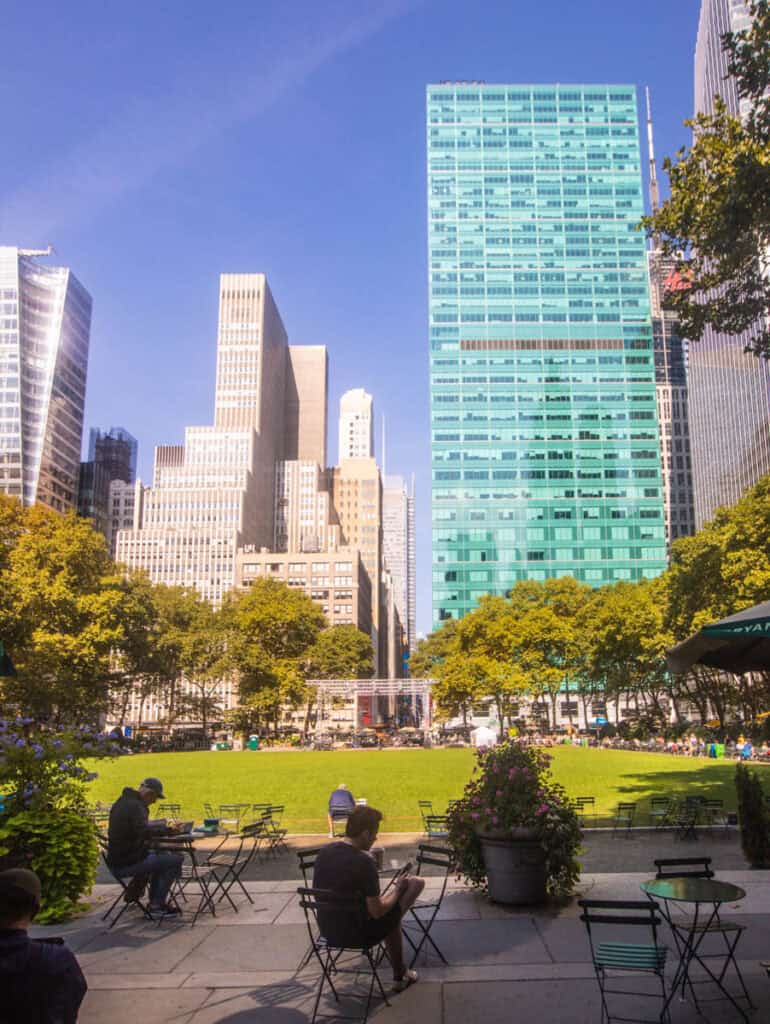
left=45, top=947, right=88, bottom=1024
left=366, top=875, right=407, bottom=919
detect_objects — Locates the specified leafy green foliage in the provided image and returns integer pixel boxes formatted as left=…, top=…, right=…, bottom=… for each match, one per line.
left=643, top=2, right=770, bottom=357
left=735, top=762, right=770, bottom=867
left=448, top=741, right=581, bottom=898
left=0, top=809, right=98, bottom=923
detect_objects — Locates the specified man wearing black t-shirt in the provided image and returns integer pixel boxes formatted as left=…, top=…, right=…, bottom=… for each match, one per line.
left=313, top=805, right=425, bottom=991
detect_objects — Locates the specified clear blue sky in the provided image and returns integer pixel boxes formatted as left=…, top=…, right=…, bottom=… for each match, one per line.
left=0, top=0, right=701, bottom=635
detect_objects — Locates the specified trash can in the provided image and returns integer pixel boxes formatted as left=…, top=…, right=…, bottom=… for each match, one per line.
left=248, top=735, right=260, bottom=751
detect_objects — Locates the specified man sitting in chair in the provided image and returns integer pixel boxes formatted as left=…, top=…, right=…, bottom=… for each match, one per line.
left=327, top=782, right=356, bottom=838
left=106, top=777, right=184, bottom=918
left=313, top=805, right=425, bottom=992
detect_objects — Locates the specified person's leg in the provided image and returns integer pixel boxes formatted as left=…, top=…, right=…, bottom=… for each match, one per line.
left=145, top=851, right=184, bottom=906
left=327, top=813, right=334, bottom=837
left=384, top=878, right=426, bottom=981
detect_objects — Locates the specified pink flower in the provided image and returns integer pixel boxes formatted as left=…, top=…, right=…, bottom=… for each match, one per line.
left=471, top=812, right=480, bottom=820
left=496, top=789, right=503, bottom=797
left=536, top=803, right=549, bottom=815
left=472, top=796, right=480, bottom=805
left=491, top=815, right=499, bottom=825
left=508, top=768, right=516, bottom=779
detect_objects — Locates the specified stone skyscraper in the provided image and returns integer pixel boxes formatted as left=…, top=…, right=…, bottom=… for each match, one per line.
left=116, top=273, right=327, bottom=605
left=338, top=388, right=374, bottom=459
left=382, top=474, right=416, bottom=653
left=0, top=246, right=92, bottom=513
left=427, top=84, right=666, bottom=624
left=689, top=0, right=770, bottom=526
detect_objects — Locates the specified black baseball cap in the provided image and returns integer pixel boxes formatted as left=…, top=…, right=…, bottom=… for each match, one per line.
left=140, top=777, right=166, bottom=799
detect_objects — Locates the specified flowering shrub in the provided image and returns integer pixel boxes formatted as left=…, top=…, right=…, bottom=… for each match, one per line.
left=447, top=740, right=582, bottom=898
left=0, top=718, right=120, bottom=921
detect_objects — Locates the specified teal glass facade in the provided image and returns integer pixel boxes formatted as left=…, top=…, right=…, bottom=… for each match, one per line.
left=427, top=84, right=667, bottom=625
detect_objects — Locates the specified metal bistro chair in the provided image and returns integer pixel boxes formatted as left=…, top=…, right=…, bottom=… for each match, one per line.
left=579, top=899, right=670, bottom=1024
left=97, top=835, right=154, bottom=929
left=703, top=798, right=730, bottom=838
left=403, top=844, right=454, bottom=968
left=612, top=802, right=636, bottom=838
left=652, top=858, right=753, bottom=1013
left=648, top=796, right=673, bottom=830
left=575, top=796, right=596, bottom=828
left=155, top=802, right=182, bottom=819
left=417, top=800, right=434, bottom=833
left=297, top=887, right=390, bottom=1024
left=205, top=821, right=267, bottom=909
left=260, top=808, right=289, bottom=856
left=673, top=796, right=703, bottom=841
left=424, top=814, right=449, bottom=840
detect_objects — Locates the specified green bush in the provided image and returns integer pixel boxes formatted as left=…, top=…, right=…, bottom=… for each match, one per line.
left=735, top=762, right=770, bottom=868
left=0, top=808, right=98, bottom=923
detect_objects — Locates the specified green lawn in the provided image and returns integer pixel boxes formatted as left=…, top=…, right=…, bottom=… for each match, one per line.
left=86, top=746, right=758, bottom=832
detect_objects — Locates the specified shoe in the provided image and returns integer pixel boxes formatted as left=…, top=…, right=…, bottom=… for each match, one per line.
left=392, top=969, right=418, bottom=992
left=148, top=904, right=182, bottom=919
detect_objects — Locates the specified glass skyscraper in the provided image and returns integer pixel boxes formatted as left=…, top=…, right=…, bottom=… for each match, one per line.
left=427, top=84, right=667, bottom=624
left=0, top=246, right=92, bottom=512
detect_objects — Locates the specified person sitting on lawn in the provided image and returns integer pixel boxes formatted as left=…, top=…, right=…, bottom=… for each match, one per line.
left=106, top=777, right=183, bottom=918
left=313, top=805, right=425, bottom=992
left=0, top=868, right=87, bottom=1023
left=327, top=782, right=356, bottom=838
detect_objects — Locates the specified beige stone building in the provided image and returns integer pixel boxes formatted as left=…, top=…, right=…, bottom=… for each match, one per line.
left=116, top=273, right=328, bottom=606
left=234, top=547, right=372, bottom=634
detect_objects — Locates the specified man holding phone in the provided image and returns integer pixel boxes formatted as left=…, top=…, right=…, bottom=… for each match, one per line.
left=313, top=805, right=424, bottom=991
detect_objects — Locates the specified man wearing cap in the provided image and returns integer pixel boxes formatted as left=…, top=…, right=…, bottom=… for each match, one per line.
left=106, top=777, right=183, bottom=917
left=0, top=867, right=87, bottom=1022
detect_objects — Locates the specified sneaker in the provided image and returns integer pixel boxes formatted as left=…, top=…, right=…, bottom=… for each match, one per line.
left=148, top=904, right=181, bottom=919
left=392, top=969, right=418, bottom=992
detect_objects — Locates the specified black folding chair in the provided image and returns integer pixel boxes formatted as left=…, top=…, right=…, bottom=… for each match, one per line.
left=579, top=899, right=669, bottom=1024
left=652, top=858, right=753, bottom=1012
left=297, top=887, right=390, bottom=1024
left=330, top=808, right=351, bottom=837
left=155, top=802, right=182, bottom=820
left=673, top=796, right=703, bottom=841
left=424, top=814, right=449, bottom=840
left=648, top=797, right=672, bottom=829
left=417, top=800, right=434, bottom=833
left=98, top=838, right=154, bottom=929
left=206, top=823, right=266, bottom=908
left=612, top=802, right=636, bottom=837
left=403, top=844, right=453, bottom=967
left=575, top=796, right=596, bottom=827
left=297, top=847, right=324, bottom=971
left=260, top=808, right=289, bottom=856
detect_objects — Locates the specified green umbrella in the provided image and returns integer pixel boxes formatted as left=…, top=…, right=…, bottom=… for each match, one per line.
left=666, top=601, right=770, bottom=675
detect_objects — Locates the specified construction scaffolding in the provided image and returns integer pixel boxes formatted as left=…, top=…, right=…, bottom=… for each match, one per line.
left=308, top=678, right=434, bottom=733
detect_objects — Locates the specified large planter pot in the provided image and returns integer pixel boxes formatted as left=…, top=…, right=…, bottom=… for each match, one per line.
left=479, top=828, right=547, bottom=905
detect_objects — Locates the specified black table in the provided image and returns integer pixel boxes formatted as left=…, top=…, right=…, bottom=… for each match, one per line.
left=153, top=833, right=218, bottom=923
left=641, top=876, right=750, bottom=1022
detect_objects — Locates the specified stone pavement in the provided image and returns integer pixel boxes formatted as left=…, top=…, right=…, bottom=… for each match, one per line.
left=36, top=853, right=770, bottom=1024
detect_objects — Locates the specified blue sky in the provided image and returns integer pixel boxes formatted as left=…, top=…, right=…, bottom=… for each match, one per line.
left=0, top=0, right=701, bottom=635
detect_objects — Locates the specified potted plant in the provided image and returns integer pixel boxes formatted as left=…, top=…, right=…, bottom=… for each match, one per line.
left=447, top=740, right=581, bottom=904
left=735, top=762, right=770, bottom=869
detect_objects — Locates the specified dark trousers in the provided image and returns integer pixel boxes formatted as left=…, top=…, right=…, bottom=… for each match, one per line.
left=113, top=851, right=183, bottom=905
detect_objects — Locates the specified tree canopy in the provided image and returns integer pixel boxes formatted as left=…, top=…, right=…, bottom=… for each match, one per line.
left=643, top=2, right=770, bottom=357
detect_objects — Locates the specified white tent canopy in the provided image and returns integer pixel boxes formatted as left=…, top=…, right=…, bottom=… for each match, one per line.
left=471, top=725, right=498, bottom=747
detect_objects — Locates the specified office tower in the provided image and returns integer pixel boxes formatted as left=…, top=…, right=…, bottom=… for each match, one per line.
left=235, top=548, right=373, bottom=636
left=406, top=479, right=416, bottom=653
left=645, top=92, right=696, bottom=551
left=285, top=346, right=328, bottom=466
left=0, top=246, right=92, bottom=512
left=117, top=274, right=326, bottom=605
left=274, top=460, right=340, bottom=553
left=690, top=0, right=770, bottom=526
left=427, top=84, right=667, bottom=624
left=338, top=388, right=374, bottom=459
left=78, top=426, right=138, bottom=550
left=329, top=457, right=386, bottom=671
left=89, top=427, right=137, bottom=484
left=382, top=474, right=415, bottom=652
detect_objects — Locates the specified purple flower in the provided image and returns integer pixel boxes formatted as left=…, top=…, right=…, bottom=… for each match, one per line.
left=14, top=739, right=25, bottom=748
left=471, top=812, right=480, bottom=821
left=496, top=789, right=503, bottom=797
left=491, top=815, right=499, bottom=825
left=472, top=796, right=480, bottom=805
left=536, top=803, right=549, bottom=815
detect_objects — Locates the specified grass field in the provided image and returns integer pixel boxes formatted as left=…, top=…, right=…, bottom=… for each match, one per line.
left=85, top=746, right=756, bottom=832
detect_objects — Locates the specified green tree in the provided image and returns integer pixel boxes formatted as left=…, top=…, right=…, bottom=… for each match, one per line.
left=0, top=504, right=137, bottom=724
left=224, top=577, right=326, bottom=736
left=408, top=617, right=459, bottom=678
left=643, top=2, right=770, bottom=357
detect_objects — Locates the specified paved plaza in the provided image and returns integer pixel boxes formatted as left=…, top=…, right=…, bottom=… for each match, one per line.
left=36, top=833, right=770, bottom=1024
